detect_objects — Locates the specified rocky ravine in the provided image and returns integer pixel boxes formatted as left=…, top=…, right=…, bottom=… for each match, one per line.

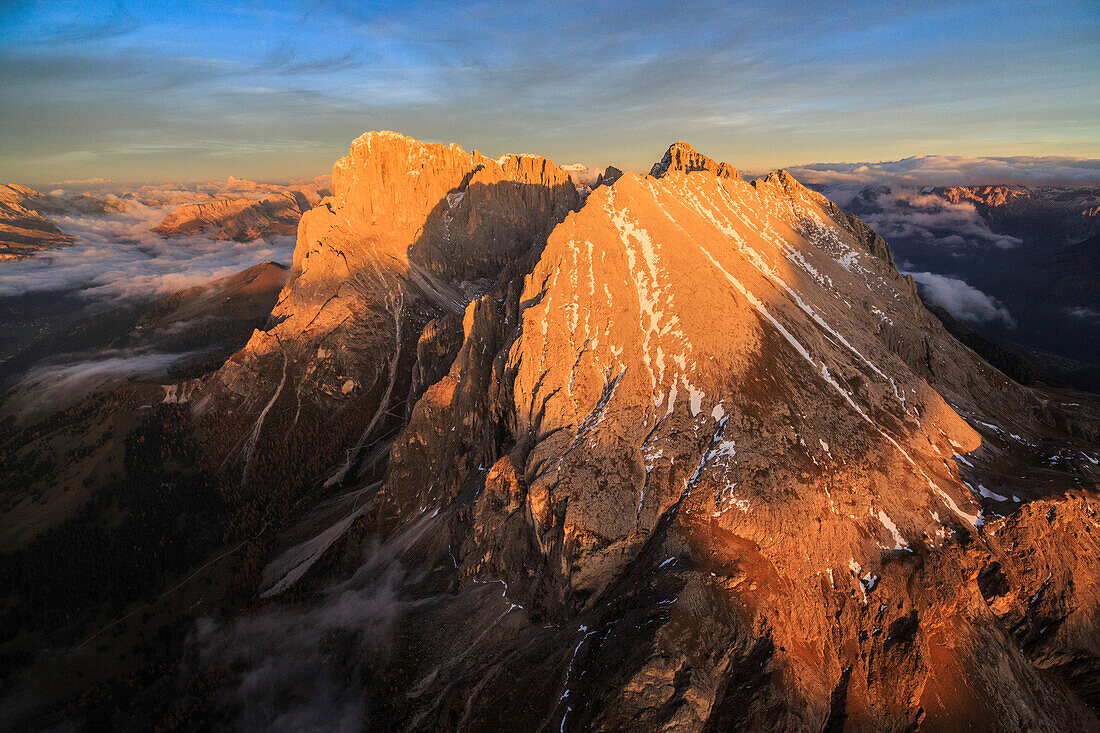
left=175, top=136, right=1100, bottom=731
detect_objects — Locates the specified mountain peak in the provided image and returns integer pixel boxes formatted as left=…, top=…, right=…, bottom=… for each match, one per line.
left=938, top=185, right=1031, bottom=207
left=755, top=168, right=803, bottom=189
left=350, top=129, right=416, bottom=145
left=649, top=141, right=739, bottom=179
left=8, top=130, right=1100, bottom=732
left=200, top=130, right=579, bottom=485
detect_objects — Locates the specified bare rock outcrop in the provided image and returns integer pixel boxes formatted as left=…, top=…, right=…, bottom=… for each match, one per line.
left=152, top=190, right=312, bottom=241
left=346, top=142, right=1099, bottom=730
left=600, top=165, right=624, bottom=187
left=0, top=184, right=73, bottom=260
left=941, top=185, right=1031, bottom=207
left=163, top=135, right=1098, bottom=731
left=194, top=131, right=579, bottom=490
left=650, top=141, right=739, bottom=179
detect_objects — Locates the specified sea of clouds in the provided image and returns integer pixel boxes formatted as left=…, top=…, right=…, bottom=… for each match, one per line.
left=786, top=155, right=1100, bottom=188
left=0, top=186, right=297, bottom=412
left=786, top=155, right=1100, bottom=329
left=2, top=185, right=297, bottom=303
left=839, top=187, right=1023, bottom=251
left=901, top=271, right=1016, bottom=328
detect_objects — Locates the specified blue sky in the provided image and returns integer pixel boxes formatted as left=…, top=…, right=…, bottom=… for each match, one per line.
left=1, top=0, right=1097, bottom=183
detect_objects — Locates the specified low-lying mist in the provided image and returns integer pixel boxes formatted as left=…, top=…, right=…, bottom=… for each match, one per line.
left=2, top=347, right=209, bottom=422
left=0, top=189, right=297, bottom=416
left=0, top=201, right=294, bottom=303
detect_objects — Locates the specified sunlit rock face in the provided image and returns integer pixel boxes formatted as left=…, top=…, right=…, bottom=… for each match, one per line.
left=335, top=141, right=1098, bottom=730
left=0, top=183, right=74, bottom=260
left=649, top=140, right=739, bottom=179
left=158, top=134, right=1098, bottom=731
left=504, top=164, right=981, bottom=593
left=195, top=131, right=579, bottom=486
left=152, top=190, right=313, bottom=241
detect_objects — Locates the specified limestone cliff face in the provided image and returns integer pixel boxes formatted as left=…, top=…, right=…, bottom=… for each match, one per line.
left=503, top=168, right=982, bottom=599
left=182, top=137, right=1099, bottom=731
left=351, top=143, right=1100, bottom=730
left=197, top=131, right=578, bottom=487
left=650, top=141, right=739, bottom=179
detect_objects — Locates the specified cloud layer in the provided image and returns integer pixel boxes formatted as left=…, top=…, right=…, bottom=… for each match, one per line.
left=2, top=348, right=206, bottom=421
left=905, top=271, right=1016, bottom=328
left=195, top=511, right=445, bottom=732
left=787, top=155, right=1100, bottom=188
left=837, top=187, right=1023, bottom=250
left=0, top=201, right=295, bottom=302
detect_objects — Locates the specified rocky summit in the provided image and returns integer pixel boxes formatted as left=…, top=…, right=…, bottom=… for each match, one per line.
left=194, top=131, right=579, bottom=487
left=182, top=133, right=1100, bottom=731
left=3, top=133, right=1098, bottom=732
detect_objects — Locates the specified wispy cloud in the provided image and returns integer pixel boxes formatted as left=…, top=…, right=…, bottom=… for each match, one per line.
left=904, top=270, right=1016, bottom=328
left=2, top=348, right=206, bottom=421
left=843, top=187, right=1023, bottom=250
left=195, top=567, right=401, bottom=732
left=195, top=515, right=436, bottom=731
left=2, top=1, right=1098, bottom=181
left=1065, top=306, right=1100, bottom=321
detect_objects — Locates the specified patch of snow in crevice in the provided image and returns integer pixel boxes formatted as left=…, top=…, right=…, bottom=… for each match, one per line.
left=556, top=624, right=598, bottom=733
left=874, top=509, right=910, bottom=550
left=966, top=482, right=1009, bottom=502
left=472, top=578, right=523, bottom=612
